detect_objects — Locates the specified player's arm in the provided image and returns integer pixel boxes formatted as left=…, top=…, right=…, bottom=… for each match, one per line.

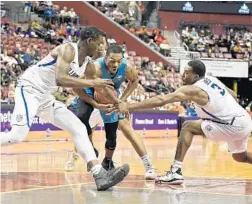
left=87, top=62, right=119, bottom=104
left=72, top=88, right=110, bottom=111
left=114, top=85, right=207, bottom=113
left=55, top=44, right=113, bottom=88
left=120, top=61, right=139, bottom=102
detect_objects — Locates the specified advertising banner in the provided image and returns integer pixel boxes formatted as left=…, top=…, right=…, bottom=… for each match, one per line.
left=1, top=105, right=180, bottom=132
left=160, top=1, right=251, bottom=15
left=180, top=59, right=248, bottom=78
left=0, top=109, right=61, bottom=132
left=132, top=111, right=179, bottom=130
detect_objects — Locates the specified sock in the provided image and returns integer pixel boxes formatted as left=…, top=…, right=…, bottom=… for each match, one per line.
left=141, top=155, right=153, bottom=171
left=171, top=160, right=182, bottom=172
left=90, top=164, right=102, bottom=175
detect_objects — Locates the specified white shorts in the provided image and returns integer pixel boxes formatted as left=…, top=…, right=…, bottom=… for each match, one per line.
left=89, top=108, right=103, bottom=129
left=201, top=114, right=252, bottom=153
left=12, top=86, right=61, bottom=126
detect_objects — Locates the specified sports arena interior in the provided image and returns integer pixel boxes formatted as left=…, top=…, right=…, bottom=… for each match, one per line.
left=1, top=1, right=252, bottom=203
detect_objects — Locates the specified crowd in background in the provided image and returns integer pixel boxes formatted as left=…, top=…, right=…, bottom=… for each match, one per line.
left=91, top=1, right=172, bottom=57
left=1, top=1, right=252, bottom=116
left=181, top=24, right=252, bottom=60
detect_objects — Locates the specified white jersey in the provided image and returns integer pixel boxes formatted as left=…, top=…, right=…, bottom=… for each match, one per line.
left=193, top=76, right=248, bottom=123
left=18, top=43, right=92, bottom=94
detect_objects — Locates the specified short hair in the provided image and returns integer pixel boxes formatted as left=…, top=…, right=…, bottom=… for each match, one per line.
left=80, top=26, right=106, bottom=41
left=188, top=60, right=206, bottom=77
left=106, top=45, right=123, bottom=56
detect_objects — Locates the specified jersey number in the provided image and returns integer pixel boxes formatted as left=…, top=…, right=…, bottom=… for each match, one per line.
left=211, top=83, right=225, bottom=96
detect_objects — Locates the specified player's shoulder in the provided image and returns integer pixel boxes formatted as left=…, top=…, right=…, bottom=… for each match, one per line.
left=60, top=42, right=75, bottom=52
left=56, top=43, right=75, bottom=62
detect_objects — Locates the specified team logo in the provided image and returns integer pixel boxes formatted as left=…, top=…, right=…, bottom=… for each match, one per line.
left=238, top=3, right=250, bottom=14
left=205, top=124, right=213, bottom=132
left=182, top=2, right=193, bottom=12
left=16, top=114, right=23, bottom=122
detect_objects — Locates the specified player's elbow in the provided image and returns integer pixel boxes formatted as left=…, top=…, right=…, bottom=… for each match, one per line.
left=56, top=76, right=65, bottom=86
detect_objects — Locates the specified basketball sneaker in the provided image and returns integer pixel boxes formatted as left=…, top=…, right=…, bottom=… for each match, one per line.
left=156, top=166, right=184, bottom=185
left=144, top=167, right=157, bottom=180
left=101, top=157, right=115, bottom=171
left=93, top=164, right=130, bottom=191
left=65, top=151, right=79, bottom=172
left=66, top=147, right=99, bottom=172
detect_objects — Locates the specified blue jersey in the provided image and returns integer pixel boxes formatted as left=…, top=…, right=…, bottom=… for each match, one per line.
left=84, top=57, right=127, bottom=123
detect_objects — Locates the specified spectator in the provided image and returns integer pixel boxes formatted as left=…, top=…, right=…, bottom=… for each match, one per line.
left=148, top=39, right=159, bottom=51
left=31, top=20, right=41, bottom=30
left=128, top=1, right=137, bottom=20
left=24, top=1, right=32, bottom=15
left=190, top=27, right=198, bottom=39
left=68, top=8, right=79, bottom=24
left=107, top=36, right=116, bottom=45
left=185, top=102, right=197, bottom=117
left=159, top=40, right=171, bottom=56
left=154, top=31, right=166, bottom=46
left=23, top=48, right=34, bottom=65
left=182, top=26, right=190, bottom=38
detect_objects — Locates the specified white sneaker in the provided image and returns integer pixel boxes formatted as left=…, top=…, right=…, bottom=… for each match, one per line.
left=65, top=152, right=79, bottom=172
left=144, top=168, right=157, bottom=180
left=156, top=167, right=184, bottom=185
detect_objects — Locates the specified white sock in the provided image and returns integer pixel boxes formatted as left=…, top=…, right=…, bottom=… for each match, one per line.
left=90, top=164, right=102, bottom=175
left=141, top=155, right=153, bottom=171
left=171, top=160, right=182, bottom=172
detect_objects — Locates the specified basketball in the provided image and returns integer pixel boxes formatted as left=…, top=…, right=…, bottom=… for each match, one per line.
left=94, top=88, right=118, bottom=104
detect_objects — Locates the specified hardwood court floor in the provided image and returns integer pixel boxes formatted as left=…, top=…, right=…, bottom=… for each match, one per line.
left=1, top=131, right=252, bottom=204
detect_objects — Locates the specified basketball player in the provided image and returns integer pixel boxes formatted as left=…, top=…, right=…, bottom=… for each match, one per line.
left=0, top=26, right=130, bottom=191
left=65, top=57, right=104, bottom=172
left=111, top=60, right=252, bottom=184
left=66, top=45, right=157, bottom=180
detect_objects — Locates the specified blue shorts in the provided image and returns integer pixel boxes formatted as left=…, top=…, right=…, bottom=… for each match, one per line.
left=83, top=88, right=124, bottom=123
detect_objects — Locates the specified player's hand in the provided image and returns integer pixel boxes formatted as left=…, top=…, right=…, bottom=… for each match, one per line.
left=106, top=101, right=129, bottom=115
left=96, top=103, right=113, bottom=111
left=117, top=101, right=129, bottom=113
left=92, top=79, right=114, bottom=88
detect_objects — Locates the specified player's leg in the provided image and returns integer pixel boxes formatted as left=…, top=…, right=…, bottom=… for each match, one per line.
left=49, top=101, right=130, bottom=191
left=65, top=100, right=98, bottom=171
left=157, top=119, right=204, bottom=184
left=88, top=108, right=103, bottom=157
left=229, top=134, right=252, bottom=164
left=118, top=118, right=157, bottom=180
left=0, top=86, right=39, bottom=145
left=102, top=121, right=119, bottom=170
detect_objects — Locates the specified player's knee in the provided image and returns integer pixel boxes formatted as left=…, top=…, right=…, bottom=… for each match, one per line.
left=105, top=139, right=117, bottom=150
left=105, top=129, right=117, bottom=150
left=232, top=152, right=247, bottom=163
left=181, top=121, right=194, bottom=132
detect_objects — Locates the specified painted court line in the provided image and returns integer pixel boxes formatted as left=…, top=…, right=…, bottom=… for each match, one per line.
left=1, top=181, right=251, bottom=197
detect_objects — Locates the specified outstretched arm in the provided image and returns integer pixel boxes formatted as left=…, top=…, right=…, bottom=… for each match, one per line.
left=55, top=44, right=113, bottom=88
left=114, top=85, right=208, bottom=113
left=120, top=61, right=139, bottom=102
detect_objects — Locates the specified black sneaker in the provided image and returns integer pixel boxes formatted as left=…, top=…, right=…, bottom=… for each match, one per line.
left=93, top=164, right=130, bottom=191
left=101, top=157, right=115, bottom=171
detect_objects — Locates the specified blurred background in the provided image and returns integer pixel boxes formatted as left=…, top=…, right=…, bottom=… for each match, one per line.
left=1, top=1, right=252, bottom=118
